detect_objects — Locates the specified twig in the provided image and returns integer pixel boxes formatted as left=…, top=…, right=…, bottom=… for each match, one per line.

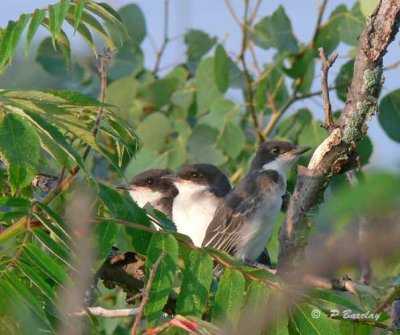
left=249, top=0, right=262, bottom=23
left=375, top=288, right=400, bottom=314
left=132, top=252, right=166, bottom=335
left=153, top=0, right=170, bottom=74
left=383, top=59, right=400, bottom=70
left=74, top=306, right=140, bottom=318
left=0, top=49, right=112, bottom=244
left=248, top=40, right=262, bottom=74
left=319, top=48, right=338, bottom=130
left=223, top=0, right=243, bottom=28
left=310, top=0, right=328, bottom=48
left=239, top=0, right=264, bottom=143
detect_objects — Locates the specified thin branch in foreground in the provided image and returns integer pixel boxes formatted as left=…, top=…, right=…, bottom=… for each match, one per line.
left=153, top=0, right=170, bottom=74
left=74, top=307, right=140, bottom=318
left=310, top=0, right=329, bottom=48
left=318, top=47, right=338, bottom=130
left=132, top=252, right=166, bottom=335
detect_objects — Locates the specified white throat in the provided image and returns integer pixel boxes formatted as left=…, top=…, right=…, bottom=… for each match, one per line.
left=172, top=182, right=217, bottom=247
left=262, top=157, right=293, bottom=177
left=129, top=188, right=163, bottom=208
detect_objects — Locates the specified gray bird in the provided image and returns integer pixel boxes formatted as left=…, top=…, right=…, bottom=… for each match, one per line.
left=116, top=169, right=178, bottom=219
left=202, top=140, right=310, bottom=264
left=163, top=164, right=231, bottom=246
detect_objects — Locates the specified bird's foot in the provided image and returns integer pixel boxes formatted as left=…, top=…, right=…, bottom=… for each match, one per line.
left=244, top=258, right=271, bottom=270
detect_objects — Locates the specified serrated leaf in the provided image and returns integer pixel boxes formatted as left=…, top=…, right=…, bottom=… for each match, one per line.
left=78, top=9, right=115, bottom=48
left=289, top=304, right=338, bottom=335
left=0, top=113, right=40, bottom=193
left=96, top=220, right=118, bottom=263
left=252, top=6, right=299, bottom=53
left=176, top=249, right=213, bottom=317
left=378, top=89, right=400, bottom=142
left=0, top=20, right=16, bottom=72
left=26, top=9, right=46, bottom=56
left=214, top=44, right=229, bottom=93
left=86, top=1, right=124, bottom=33
left=73, top=0, right=84, bottom=32
left=8, top=14, right=30, bottom=63
left=145, top=233, right=179, bottom=325
left=211, top=268, right=245, bottom=329
left=66, top=17, right=97, bottom=56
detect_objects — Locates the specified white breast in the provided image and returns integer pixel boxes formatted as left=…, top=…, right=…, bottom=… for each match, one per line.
left=172, top=183, right=219, bottom=246
left=129, top=188, right=163, bottom=208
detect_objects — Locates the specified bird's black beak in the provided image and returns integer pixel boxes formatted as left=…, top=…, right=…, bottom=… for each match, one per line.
left=291, top=145, right=311, bottom=155
left=115, top=184, right=130, bottom=190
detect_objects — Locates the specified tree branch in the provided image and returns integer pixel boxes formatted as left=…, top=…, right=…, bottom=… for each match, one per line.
left=278, top=0, right=400, bottom=274
left=319, top=48, right=338, bottom=130
left=132, top=252, right=166, bottom=335
left=74, top=307, right=140, bottom=318
left=153, top=0, right=170, bottom=74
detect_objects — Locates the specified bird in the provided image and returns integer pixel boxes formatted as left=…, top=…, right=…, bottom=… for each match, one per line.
left=162, top=164, right=231, bottom=247
left=116, top=169, right=178, bottom=219
left=202, top=140, right=310, bottom=265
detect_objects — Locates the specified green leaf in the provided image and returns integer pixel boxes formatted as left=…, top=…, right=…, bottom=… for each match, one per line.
left=357, top=136, right=373, bottom=166
left=118, top=3, right=146, bottom=45
left=0, top=197, right=30, bottom=207
left=252, top=6, right=299, bottom=53
left=176, top=249, right=213, bottom=317
left=73, top=0, right=84, bottom=32
left=0, top=20, right=16, bottom=72
left=218, top=122, right=245, bottom=159
left=0, top=113, right=40, bottom=193
left=98, top=183, right=152, bottom=255
left=65, top=17, right=97, bottom=56
left=277, top=108, right=313, bottom=142
left=26, top=9, right=46, bottom=56
left=335, top=60, right=354, bottom=102
left=265, top=291, right=289, bottom=335
left=211, top=268, right=245, bottom=329
left=298, top=120, right=326, bottom=150
left=184, top=29, right=217, bottom=62
left=378, top=89, right=400, bottom=142
left=187, top=124, right=226, bottom=165
left=289, top=304, right=338, bottom=335
left=36, top=37, right=67, bottom=76
left=214, top=45, right=229, bottom=93
left=310, top=289, right=362, bottom=311
left=136, top=112, right=173, bottom=151
left=339, top=320, right=373, bottom=335
left=198, top=99, right=240, bottom=131
left=137, top=78, right=179, bottom=109
left=86, top=2, right=124, bottom=32
left=243, top=281, right=270, bottom=315
left=96, top=220, right=118, bottom=263
left=145, top=233, right=179, bottom=325
left=195, top=57, right=223, bottom=115
left=8, top=14, right=30, bottom=63
left=21, top=243, right=66, bottom=286
left=359, top=0, right=379, bottom=16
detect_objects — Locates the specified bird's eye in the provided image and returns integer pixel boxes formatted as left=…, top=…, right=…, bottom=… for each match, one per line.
left=191, top=172, right=200, bottom=179
left=146, top=178, right=154, bottom=185
left=271, top=148, right=280, bottom=155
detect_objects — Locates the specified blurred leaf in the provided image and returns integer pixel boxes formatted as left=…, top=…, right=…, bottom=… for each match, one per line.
left=335, top=60, right=354, bottom=102
left=243, top=281, right=270, bottom=315
left=252, top=6, right=299, bottom=53
left=73, top=0, right=84, bottom=31
left=184, top=29, right=216, bottom=62
left=195, top=57, right=223, bottom=115
left=26, top=9, right=46, bottom=55
left=176, top=249, right=213, bottom=317
left=187, top=124, right=226, bottom=165
left=145, top=233, right=179, bottom=325
left=136, top=112, right=173, bottom=151
left=228, top=57, right=245, bottom=89
left=8, top=14, right=30, bottom=64
left=65, top=17, right=97, bottom=56
left=359, top=0, right=379, bottom=16
left=211, top=268, right=245, bottom=329
left=0, top=197, right=30, bottom=207
left=264, top=287, right=289, bottom=334
left=0, top=20, right=16, bottom=72
left=138, top=78, right=179, bottom=109
left=34, top=39, right=60, bottom=75
left=289, top=304, right=338, bottom=335
left=124, top=147, right=169, bottom=179
left=357, top=136, right=373, bottom=166
left=198, top=99, right=240, bottom=130
left=339, top=321, right=373, bottom=335
left=298, top=120, right=326, bottom=150
left=118, top=3, right=146, bottom=45
left=257, top=65, right=289, bottom=111
left=95, top=220, right=118, bottom=263
left=378, top=89, right=400, bottom=142
left=218, top=122, right=245, bottom=159
left=106, top=76, right=138, bottom=116
left=214, top=45, right=229, bottom=93
left=277, top=108, right=312, bottom=143
left=0, top=113, right=40, bottom=193
left=310, top=289, right=362, bottom=311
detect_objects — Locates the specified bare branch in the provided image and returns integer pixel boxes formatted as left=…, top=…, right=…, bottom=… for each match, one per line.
left=132, top=252, right=166, bottom=335
left=278, top=0, right=400, bottom=274
left=153, top=0, right=170, bottom=74
left=310, top=0, right=329, bottom=48
left=224, top=0, right=243, bottom=27
left=74, top=307, right=140, bottom=318
left=318, top=47, right=338, bottom=130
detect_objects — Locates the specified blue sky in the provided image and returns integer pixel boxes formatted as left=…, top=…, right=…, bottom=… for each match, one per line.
left=1, top=0, right=399, bottom=169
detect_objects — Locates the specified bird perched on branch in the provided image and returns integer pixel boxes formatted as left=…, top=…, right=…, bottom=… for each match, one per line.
left=202, top=140, right=310, bottom=265
left=163, top=164, right=231, bottom=247
left=116, top=169, right=178, bottom=219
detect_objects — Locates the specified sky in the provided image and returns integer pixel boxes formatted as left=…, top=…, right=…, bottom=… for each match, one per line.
left=0, top=0, right=399, bottom=170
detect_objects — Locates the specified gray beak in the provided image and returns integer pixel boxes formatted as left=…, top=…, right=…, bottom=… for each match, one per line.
left=290, top=145, right=311, bottom=155
left=115, top=184, right=130, bottom=190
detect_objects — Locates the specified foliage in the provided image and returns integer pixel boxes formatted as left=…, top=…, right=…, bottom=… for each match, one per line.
left=0, top=0, right=399, bottom=334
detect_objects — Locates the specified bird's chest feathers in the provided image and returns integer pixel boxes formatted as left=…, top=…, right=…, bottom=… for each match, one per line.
left=129, top=189, right=163, bottom=208
left=173, top=184, right=218, bottom=246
